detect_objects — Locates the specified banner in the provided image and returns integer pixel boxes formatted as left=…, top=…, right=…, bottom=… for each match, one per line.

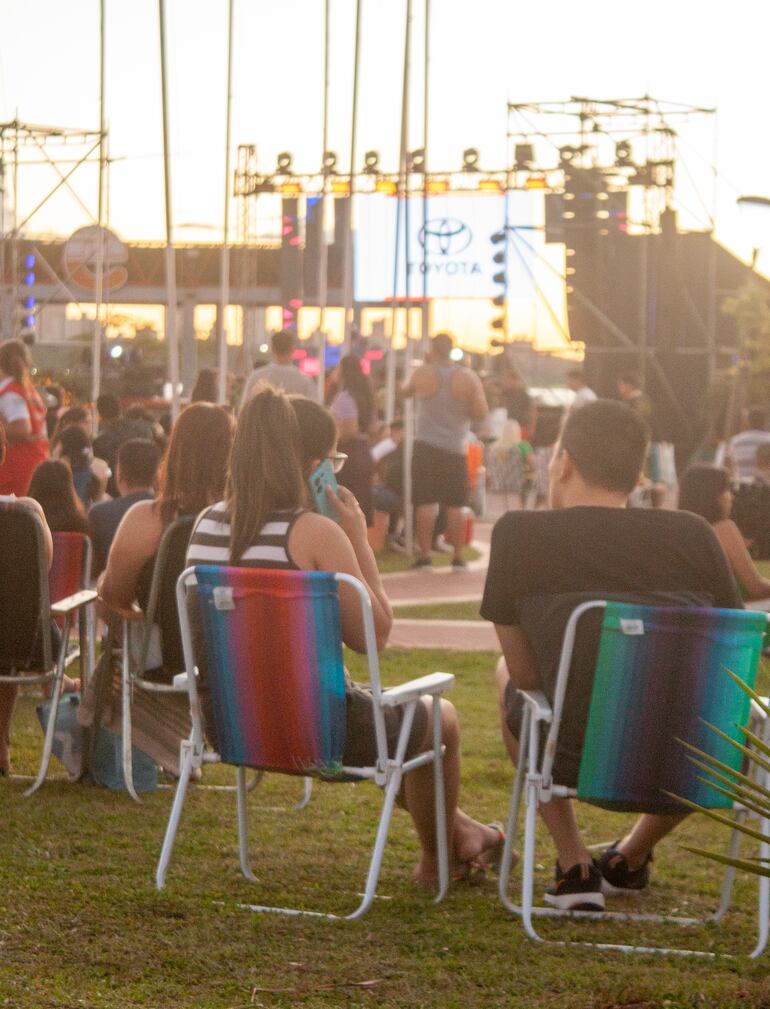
left=353, top=192, right=534, bottom=302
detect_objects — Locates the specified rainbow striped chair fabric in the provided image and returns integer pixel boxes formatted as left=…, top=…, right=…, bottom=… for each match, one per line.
left=156, top=564, right=454, bottom=920
left=497, top=599, right=770, bottom=957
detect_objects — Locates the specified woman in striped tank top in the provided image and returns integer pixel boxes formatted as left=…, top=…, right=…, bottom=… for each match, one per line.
left=187, top=388, right=505, bottom=885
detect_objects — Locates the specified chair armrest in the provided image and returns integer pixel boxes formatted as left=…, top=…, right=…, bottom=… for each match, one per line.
left=516, top=689, right=553, bottom=723
left=172, top=673, right=189, bottom=690
left=380, top=672, right=455, bottom=707
left=51, top=589, right=98, bottom=617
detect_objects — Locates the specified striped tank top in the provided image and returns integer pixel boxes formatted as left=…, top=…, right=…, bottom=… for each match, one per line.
left=186, top=503, right=304, bottom=570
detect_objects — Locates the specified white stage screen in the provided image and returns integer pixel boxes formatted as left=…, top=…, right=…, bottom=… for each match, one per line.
left=354, top=192, right=535, bottom=302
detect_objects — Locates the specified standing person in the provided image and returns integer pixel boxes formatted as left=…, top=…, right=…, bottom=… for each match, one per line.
left=481, top=401, right=741, bottom=911
left=329, top=355, right=377, bottom=525
left=402, top=332, right=488, bottom=569
left=566, top=369, right=597, bottom=412
left=190, top=367, right=218, bottom=404
left=500, top=366, right=534, bottom=440
left=0, top=339, right=49, bottom=496
left=240, top=330, right=316, bottom=406
left=617, top=372, right=653, bottom=427
left=726, top=407, right=770, bottom=482
left=88, top=438, right=161, bottom=576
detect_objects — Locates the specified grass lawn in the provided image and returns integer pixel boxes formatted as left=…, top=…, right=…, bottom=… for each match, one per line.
left=3, top=649, right=770, bottom=1008
left=375, top=545, right=480, bottom=575
left=393, top=601, right=483, bottom=621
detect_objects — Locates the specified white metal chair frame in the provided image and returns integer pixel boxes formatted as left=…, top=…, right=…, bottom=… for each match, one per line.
left=52, top=532, right=96, bottom=688
left=496, top=599, right=770, bottom=958
left=156, top=566, right=454, bottom=920
left=0, top=498, right=96, bottom=795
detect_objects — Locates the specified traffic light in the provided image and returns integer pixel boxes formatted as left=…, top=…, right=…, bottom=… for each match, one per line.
left=20, top=252, right=37, bottom=343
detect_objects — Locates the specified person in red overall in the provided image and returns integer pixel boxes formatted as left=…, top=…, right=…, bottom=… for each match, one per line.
left=0, top=340, right=49, bottom=496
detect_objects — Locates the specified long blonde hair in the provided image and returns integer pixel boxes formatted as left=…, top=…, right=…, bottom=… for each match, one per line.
left=227, top=386, right=307, bottom=562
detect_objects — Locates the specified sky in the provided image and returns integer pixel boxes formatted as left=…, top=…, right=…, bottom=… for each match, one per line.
left=2, top=0, right=770, bottom=351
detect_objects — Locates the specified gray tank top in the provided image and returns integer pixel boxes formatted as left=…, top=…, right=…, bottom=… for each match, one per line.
left=415, top=364, right=470, bottom=456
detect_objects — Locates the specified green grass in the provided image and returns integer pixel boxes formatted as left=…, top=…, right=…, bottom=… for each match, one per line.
left=756, top=560, right=770, bottom=579
left=393, top=601, right=483, bottom=621
left=3, top=650, right=770, bottom=1007
left=375, top=545, right=481, bottom=575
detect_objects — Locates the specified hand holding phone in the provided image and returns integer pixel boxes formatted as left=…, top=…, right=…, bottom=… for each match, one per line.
left=308, top=459, right=340, bottom=521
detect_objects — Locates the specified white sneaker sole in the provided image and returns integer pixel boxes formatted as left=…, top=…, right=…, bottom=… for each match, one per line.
left=543, top=890, right=605, bottom=912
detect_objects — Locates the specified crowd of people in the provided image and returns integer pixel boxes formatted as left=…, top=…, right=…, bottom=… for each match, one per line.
left=2, top=329, right=770, bottom=903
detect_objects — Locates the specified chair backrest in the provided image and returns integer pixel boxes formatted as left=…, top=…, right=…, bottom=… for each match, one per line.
left=0, top=497, right=52, bottom=672
left=49, top=531, right=91, bottom=605
left=138, top=514, right=197, bottom=674
left=178, top=565, right=356, bottom=775
left=556, top=602, right=769, bottom=813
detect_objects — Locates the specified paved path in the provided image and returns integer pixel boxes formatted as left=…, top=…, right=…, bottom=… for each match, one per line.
left=382, top=521, right=498, bottom=652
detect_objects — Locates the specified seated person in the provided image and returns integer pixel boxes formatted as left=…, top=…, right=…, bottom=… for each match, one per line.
left=0, top=424, right=54, bottom=775
left=88, top=438, right=161, bottom=577
left=481, top=400, right=741, bottom=911
left=678, top=463, right=770, bottom=603
left=55, top=425, right=110, bottom=508
left=187, top=387, right=503, bottom=884
left=97, top=403, right=233, bottom=655
left=28, top=459, right=88, bottom=535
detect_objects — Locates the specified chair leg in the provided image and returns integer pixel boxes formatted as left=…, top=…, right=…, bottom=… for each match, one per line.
left=498, top=708, right=530, bottom=910
left=345, top=769, right=402, bottom=920
left=156, top=740, right=195, bottom=890
left=712, top=811, right=744, bottom=923
left=25, top=618, right=71, bottom=797
left=432, top=696, right=449, bottom=904
left=121, top=622, right=139, bottom=803
left=236, top=766, right=257, bottom=882
left=295, top=776, right=313, bottom=811
left=520, top=778, right=546, bottom=944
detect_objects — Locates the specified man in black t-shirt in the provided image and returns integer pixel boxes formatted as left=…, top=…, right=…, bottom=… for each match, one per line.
left=481, top=400, right=741, bottom=911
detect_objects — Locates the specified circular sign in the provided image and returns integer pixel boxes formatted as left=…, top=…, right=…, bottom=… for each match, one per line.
left=62, top=225, right=129, bottom=293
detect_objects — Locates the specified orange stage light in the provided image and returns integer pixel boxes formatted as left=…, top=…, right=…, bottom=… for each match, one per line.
left=331, top=179, right=351, bottom=196
left=426, top=178, right=449, bottom=194
left=525, top=175, right=547, bottom=190
left=375, top=179, right=398, bottom=195
left=478, top=179, right=503, bottom=193
left=278, top=181, right=303, bottom=195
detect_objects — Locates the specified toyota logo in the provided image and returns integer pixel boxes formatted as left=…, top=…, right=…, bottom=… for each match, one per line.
left=418, top=218, right=472, bottom=256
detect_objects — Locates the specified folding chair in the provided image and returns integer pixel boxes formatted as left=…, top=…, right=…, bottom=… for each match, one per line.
left=49, top=531, right=96, bottom=686
left=156, top=564, right=454, bottom=920
left=0, top=498, right=96, bottom=795
left=497, top=600, right=770, bottom=957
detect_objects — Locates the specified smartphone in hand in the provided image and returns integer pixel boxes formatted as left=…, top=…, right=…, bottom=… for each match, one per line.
left=308, top=459, right=340, bottom=521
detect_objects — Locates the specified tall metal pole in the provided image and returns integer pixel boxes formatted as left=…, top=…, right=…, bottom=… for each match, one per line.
left=342, top=0, right=362, bottom=354
left=317, top=0, right=331, bottom=403
left=91, top=0, right=107, bottom=422
left=158, top=0, right=181, bottom=420
left=420, top=0, right=430, bottom=357
left=217, top=0, right=235, bottom=406
left=399, top=0, right=414, bottom=555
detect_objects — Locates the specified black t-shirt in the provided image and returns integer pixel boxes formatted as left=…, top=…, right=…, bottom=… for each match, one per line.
left=481, top=506, right=742, bottom=785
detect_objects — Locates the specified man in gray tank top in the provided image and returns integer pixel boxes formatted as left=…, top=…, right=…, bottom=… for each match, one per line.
left=402, top=333, right=488, bottom=568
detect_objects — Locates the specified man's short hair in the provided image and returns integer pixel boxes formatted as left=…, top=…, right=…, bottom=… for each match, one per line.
left=560, top=399, right=650, bottom=494
left=97, top=392, right=121, bottom=420
left=567, top=368, right=585, bottom=381
left=117, top=438, right=161, bottom=489
left=618, top=372, right=641, bottom=390
left=271, top=330, right=296, bottom=357
left=432, top=332, right=453, bottom=359
left=756, top=443, right=770, bottom=469
left=748, top=407, right=768, bottom=431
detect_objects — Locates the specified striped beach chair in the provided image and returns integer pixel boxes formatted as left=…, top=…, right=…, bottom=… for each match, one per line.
left=156, top=564, right=454, bottom=919
left=497, top=600, right=770, bottom=956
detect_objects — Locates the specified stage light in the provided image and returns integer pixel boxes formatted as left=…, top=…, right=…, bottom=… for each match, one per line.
left=331, top=179, right=351, bottom=196
left=514, top=143, right=535, bottom=170
left=490, top=231, right=506, bottom=244
left=259, top=343, right=269, bottom=353
left=491, top=317, right=504, bottom=329
left=322, top=150, right=338, bottom=174
left=363, top=150, right=380, bottom=174
left=109, top=344, right=124, bottom=359
left=19, top=252, right=36, bottom=339
left=493, top=251, right=505, bottom=265
left=493, top=271, right=505, bottom=285
left=407, top=148, right=425, bottom=173
left=275, top=151, right=293, bottom=174
left=478, top=179, right=503, bottom=193
left=559, top=145, right=578, bottom=165
left=462, top=147, right=480, bottom=172
left=450, top=347, right=464, bottom=362
left=492, top=295, right=505, bottom=307
left=375, top=178, right=397, bottom=195
left=524, top=175, right=547, bottom=190
left=615, top=140, right=633, bottom=165
left=278, top=180, right=303, bottom=195
left=426, top=177, right=449, bottom=194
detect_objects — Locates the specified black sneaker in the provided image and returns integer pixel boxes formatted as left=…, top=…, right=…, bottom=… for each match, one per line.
left=596, top=842, right=652, bottom=896
left=451, top=557, right=467, bottom=570
left=410, top=556, right=432, bottom=569
left=544, top=861, right=605, bottom=912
